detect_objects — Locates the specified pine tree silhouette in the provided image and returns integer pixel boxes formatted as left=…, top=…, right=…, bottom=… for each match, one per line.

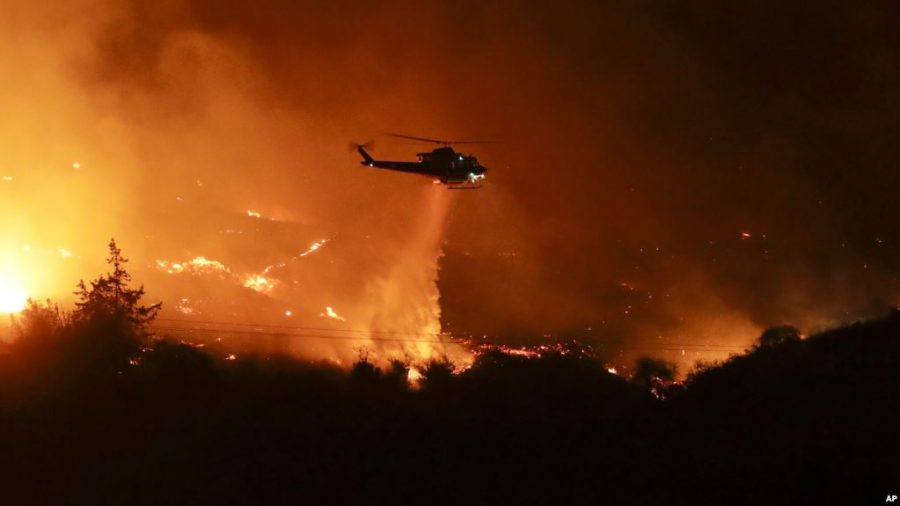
left=72, top=238, right=161, bottom=330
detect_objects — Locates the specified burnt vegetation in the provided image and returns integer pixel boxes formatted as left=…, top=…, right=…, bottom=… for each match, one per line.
left=0, top=242, right=897, bottom=505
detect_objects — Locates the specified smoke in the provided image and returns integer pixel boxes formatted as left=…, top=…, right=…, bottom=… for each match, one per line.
left=0, top=0, right=137, bottom=305
left=355, top=186, right=464, bottom=362
left=3, top=0, right=900, bottom=371
left=0, top=0, right=472, bottom=366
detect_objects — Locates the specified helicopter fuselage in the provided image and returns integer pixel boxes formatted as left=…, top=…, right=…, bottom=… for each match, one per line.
left=357, top=146, right=487, bottom=185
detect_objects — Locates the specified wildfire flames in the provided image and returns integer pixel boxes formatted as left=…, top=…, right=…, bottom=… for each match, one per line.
left=0, top=281, right=28, bottom=314
left=2, top=0, right=834, bottom=376
left=322, top=306, right=346, bottom=321
left=120, top=184, right=470, bottom=368
left=156, top=257, right=230, bottom=276
left=243, top=274, right=276, bottom=294
left=1, top=249, right=34, bottom=314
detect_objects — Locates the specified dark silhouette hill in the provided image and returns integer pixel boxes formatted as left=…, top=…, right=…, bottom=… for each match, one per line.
left=1, top=248, right=897, bottom=505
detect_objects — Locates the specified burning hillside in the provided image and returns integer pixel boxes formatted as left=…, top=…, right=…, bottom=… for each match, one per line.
left=4, top=0, right=900, bottom=376
left=135, top=184, right=469, bottom=365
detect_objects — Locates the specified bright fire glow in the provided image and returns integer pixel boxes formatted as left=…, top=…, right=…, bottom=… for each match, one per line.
left=157, top=260, right=184, bottom=274
left=261, top=239, right=330, bottom=275
left=0, top=252, right=31, bottom=314
left=244, top=274, right=275, bottom=293
left=407, top=366, right=423, bottom=388
left=0, top=286, right=27, bottom=314
left=300, top=239, right=327, bottom=257
left=157, top=256, right=283, bottom=296
left=0, top=239, right=78, bottom=315
left=0, top=270, right=28, bottom=314
left=246, top=210, right=262, bottom=218
left=186, top=256, right=229, bottom=274
left=157, top=256, right=230, bottom=275
left=322, top=306, right=346, bottom=321
left=176, top=298, right=195, bottom=315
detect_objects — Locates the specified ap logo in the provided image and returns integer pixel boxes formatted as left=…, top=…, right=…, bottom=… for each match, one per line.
left=887, top=495, right=898, bottom=503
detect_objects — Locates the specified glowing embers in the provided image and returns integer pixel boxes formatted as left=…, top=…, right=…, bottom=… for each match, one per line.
left=156, top=260, right=185, bottom=274
left=154, top=242, right=336, bottom=297
left=243, top=274, right=277, bottom=294
left=156, top=256, right=230, bottom=276
left=300, top=239, right=327, bottom=257
left=246, top=210, right=262, bottom=219
left=260, top=239, right=330, bottom=275
left=156, top=256, right=278, bottom=295
left=176, top=298, right=196, bottom=315
left=187, top=256, right=229, bottom=272
left=465, top=341, right=590, bottom=359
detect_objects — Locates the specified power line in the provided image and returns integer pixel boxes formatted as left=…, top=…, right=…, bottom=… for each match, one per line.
left=151, top=323, right=747, bottom=352
left=155, top=317, right=444, bottom=338
left=154, top=317, right=749, bottom=350
left=152, top=325, right=459, bottom=345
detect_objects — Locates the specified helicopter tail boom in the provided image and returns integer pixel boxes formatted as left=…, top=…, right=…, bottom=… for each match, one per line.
left=356, top=145, right=375, bottom=166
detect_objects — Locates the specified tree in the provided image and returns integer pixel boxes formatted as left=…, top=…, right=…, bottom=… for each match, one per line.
left=383, top=359, right=411, bottom=391
left=67, top=239, right=161, bottom=374
left=350, top=348, right=381, bottom=383
left=73, top=238, right=160, bottom=330
left=420, top=356, right=455, bottom=390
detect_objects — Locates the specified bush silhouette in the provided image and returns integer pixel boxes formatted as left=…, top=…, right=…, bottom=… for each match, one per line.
left=756, top=325, right=801, bottom=349
left=6, top=239, right=161, bottom=386
left=11, top=299, right=64, bottom=357
left=419, top=356, right=455, bottom=390
left=632, top=356, right=676, bottom=393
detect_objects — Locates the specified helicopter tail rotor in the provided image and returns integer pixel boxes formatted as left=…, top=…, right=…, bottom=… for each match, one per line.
left=348, top=140, right=375, bottom=152
left=350, top=141, right=376, bottom=166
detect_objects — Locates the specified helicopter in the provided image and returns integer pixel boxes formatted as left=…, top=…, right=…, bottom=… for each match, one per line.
left=355, top=133, right=489, bottom=189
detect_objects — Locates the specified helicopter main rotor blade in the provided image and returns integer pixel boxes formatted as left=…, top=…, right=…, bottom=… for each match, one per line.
left=386, top=133, right=451, bottom=145
left=386, top=133, right=495, bottom=145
